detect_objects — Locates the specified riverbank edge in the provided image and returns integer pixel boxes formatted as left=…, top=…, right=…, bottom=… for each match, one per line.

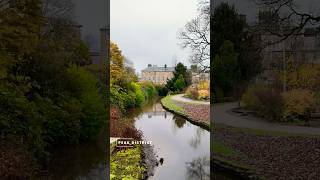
left=212, top=156, right=261, bottom=180
left=160, top=96, right=210, bottom=131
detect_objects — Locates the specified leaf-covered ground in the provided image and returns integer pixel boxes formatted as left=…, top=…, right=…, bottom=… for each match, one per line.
left=213, top=125, right=320, bottom=180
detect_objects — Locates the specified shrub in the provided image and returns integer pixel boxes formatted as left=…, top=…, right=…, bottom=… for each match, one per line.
left=110, top=146, right=146, bottom=180
left=286, top=64, right=320, bottom=91
left=242, top=84, right=284, bottom=121
left=66, top=66, right=106, bottom=140
left=185, top=86, right=199, bottom=100
left=110, top=85, right=126, bottom=111
left=198, top=81, right=210, bottom=100
left=282, top=89, right=316, bottom=121
left=174, top=74, right=186, bottom=92
left=241, top=84, right=266, bottom=110
left=140, top=81, right=156, bottom=99
left=198, top=90, right=210, bottom=100
left=155, top=85, right=169, bottom=96
left=255, top=88, right=284, bottom=121
left=198, top=81, right=210, bottom=91
left=130, top=82, right=145, bottom=107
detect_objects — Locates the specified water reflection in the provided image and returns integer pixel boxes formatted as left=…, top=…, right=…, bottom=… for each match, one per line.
left=173, top=115, right=186, bottom=128
left=134, top=101, right=210, bottom=180
left=46, top=142, right=107, bottom=180
left=186, top=156, right=210, bottom=180
left=190, top=128, right=205, bottom=149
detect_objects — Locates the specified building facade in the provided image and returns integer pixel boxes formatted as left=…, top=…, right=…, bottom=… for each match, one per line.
left=191, top=72, right=210, bottom=84
left=258, top=27, right=320, bottom=83
left=141, top=64, right=174, bottom=85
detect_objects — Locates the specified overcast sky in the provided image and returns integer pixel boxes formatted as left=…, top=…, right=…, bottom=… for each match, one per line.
left=73, top=0, right=108, bottom=51
left=111, top=0, right=200, bottom=73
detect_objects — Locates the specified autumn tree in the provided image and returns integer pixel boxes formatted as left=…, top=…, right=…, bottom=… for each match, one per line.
left=0, top=0, right=44, bottom=56
left=110, top=42, right=124, bottom=84
left=0, top=0, right=106, bottom=175
left=166, top=62, right=191, bottom=92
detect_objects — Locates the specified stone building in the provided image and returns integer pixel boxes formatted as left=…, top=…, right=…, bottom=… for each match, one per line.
left=191, top=72, right=210, bottom=84
left=141, top=64, right=174, bottom=85
left=189, top=65, right=210, bottom=84
left=258, top=28, right=320, bottom=83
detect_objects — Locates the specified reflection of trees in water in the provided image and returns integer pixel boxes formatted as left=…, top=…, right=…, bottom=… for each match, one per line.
left=47, top=142, right=107, bottom=179
left=173, top=115, right=186, bottom=128
left=171, top=115, right=187, bottom=135
left=186, top=156, right=210, bottom=180
left=190, top=128, right=204, bottom=148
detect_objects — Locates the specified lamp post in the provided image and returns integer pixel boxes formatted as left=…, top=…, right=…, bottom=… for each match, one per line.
left=281, top=25, right=286, bottom=92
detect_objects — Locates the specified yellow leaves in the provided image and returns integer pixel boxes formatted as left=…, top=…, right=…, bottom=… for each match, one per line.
left=198, top=80, right=210, bottom=90
left=110, top=42, right=125, bottom=84
left=286, top=64, right=320, bottom=91
left=198, top=89, right=209, bottom=99
left=282, top=89, right=316, bottom=118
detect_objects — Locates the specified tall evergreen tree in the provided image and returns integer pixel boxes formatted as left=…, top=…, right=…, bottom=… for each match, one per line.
left=166, top=62, right=191, bottom=92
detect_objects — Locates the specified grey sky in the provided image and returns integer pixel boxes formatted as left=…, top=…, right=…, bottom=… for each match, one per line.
left=72, top=0, right=108, bottom=51
left=111, top=0, right=200, bottom=73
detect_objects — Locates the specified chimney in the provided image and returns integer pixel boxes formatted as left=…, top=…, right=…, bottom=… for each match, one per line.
left=100, top=26, right=109, bottom=79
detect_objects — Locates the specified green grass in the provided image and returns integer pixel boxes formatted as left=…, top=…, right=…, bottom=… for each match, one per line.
left=161, top=95, right=185, bottom=114
left=213, top=124, right=320, bottom=138
left=110, top=145, right=146, bottom=180
left=212, top=141, right=234, bottom=156
left=212, top=140, right=255, bottom=175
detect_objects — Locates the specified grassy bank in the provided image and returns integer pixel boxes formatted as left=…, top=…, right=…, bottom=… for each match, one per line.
left=161, top=95, right=210, bottom=130
left=212, top=139, right=259, bottom=180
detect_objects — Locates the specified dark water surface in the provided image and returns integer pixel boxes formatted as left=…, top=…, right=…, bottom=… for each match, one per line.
left=46, top=137, right=108, bottom=179
left=134, top=102, right=210, bottom=180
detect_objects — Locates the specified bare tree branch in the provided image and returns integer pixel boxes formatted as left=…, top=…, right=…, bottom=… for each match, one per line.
left=178, top=0, right=210, bottom=71
left=253, top=0, right=320, bottom=46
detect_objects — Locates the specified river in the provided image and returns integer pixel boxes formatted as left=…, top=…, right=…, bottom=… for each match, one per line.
left=46, top=134, right=108, bottom=179
left=45, top=99, right=235, bottom=179
left=134, top=101, right=210, bottom=180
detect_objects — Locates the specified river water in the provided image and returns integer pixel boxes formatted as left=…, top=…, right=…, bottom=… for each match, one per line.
left=44, top=100, right=235, bottom=179
left=134, top=102, right=210, bottom=180
left=46, top=135, right=108, bottom=179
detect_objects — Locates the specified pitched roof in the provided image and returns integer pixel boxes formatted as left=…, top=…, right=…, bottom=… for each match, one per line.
left=142, top=66, right=175, bottom=72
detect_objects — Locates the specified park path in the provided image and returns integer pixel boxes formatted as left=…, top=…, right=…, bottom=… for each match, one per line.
left=212, top=102, right=320, bottom=135
left=171, top=94, right=210, bottom=105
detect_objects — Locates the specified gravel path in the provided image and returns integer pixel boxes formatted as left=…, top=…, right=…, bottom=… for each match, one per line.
left=171, top=94, right=210, bottom=105
left=212, top=102, right=320, bottom=135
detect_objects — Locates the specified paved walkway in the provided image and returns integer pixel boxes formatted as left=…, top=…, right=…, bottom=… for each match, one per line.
left=171, top=94, right=210, bottom=105
left=212, top=102, right=320, bottom=135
